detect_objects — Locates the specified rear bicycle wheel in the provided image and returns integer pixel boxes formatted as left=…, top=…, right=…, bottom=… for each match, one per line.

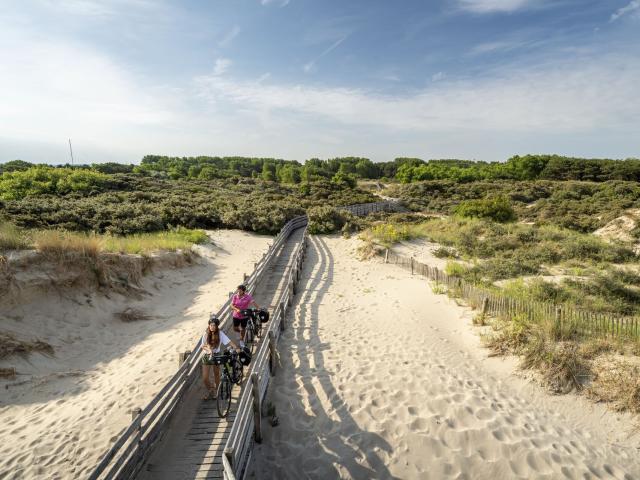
left=217, top=377, right=232, bottom=418
left=245, top=325, right=255, bottom=352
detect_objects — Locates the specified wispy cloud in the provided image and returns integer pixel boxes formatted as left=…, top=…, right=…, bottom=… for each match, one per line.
left=457, top=0, right=537, bottom=13
left=303, top=35, right=348, bottom=74
left=219, top=25, right=240, bottom=47
left=196, top=53, right=640, bottom=134
left=470, top=40, right=526, bottom=54
left=260, top=0, right=290, bottom=7
left=610, top=1, right=640, bottom=22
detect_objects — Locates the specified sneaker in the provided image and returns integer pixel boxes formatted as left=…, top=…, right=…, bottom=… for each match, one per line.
left=239, top=341, right=245, bottom=348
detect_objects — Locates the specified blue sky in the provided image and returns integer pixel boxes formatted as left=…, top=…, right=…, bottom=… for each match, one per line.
left=0, top=0, right=639, bottom=164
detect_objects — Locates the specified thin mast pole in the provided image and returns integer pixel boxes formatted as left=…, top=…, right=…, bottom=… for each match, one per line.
left=68, top=138, right=75, bottom=165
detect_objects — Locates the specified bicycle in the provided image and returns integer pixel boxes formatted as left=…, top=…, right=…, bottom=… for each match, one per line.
left=210, top=349, right=244, bottom=418
left=240, top=308, right=263, bottom=353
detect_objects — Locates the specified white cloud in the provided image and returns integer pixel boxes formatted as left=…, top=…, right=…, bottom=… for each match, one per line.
left=610, top=1, right=640, bottom=22
left=219, top=25, right=241, bottom=47
left=195, top=53, right=640, bottom=135
left=431, top=71, right=446, bottom=82
left=213, top=58, right=232, bottom=76
left=457, top=0, right=537, bottom=13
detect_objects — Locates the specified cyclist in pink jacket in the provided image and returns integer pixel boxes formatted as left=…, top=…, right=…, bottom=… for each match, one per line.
left=231, top=285, right=261, bottom=347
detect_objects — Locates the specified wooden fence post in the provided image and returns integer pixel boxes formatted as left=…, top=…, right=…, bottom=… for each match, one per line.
left=131, top=407, right=143, bottom=461
left=280, top=301, right=286, bottom=331
left=224, top=447, right=235, bottom=474
left=411, top=257, right=414, bottom=275
left=178, top=350, right=191, bottom=367
left=251, top=373, right=262, bottom=443
left=243, top=272, right=248, bottom=282
left=482, top=297, right=489, bottom=316
left=384, top=249, right=389, bottom=263
left=555, top=307, right=562, bottom=340
left=268, top=330, right=276, bottom=375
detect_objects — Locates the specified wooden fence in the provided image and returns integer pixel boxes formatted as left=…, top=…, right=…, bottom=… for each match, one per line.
left=340, top=200, right=404, bottom=216
left=89, top=201, right=396, bottom=480
left=382, top=249, right=640, bottom=342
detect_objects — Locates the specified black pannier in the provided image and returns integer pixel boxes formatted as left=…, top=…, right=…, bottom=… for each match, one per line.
left=257, top=309, right=270, bottom=324
left=239, top=346, right=252, bottom=366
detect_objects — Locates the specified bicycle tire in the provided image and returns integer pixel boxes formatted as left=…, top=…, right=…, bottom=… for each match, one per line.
left=217, top=377, right=232, bottom=418
left=245, top=325, right=254, bottom=351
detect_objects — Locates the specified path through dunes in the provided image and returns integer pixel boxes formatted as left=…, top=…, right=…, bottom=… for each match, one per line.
left=248, top=235, right=640, bottom=479
left=137, top=226, right=305, bottom=480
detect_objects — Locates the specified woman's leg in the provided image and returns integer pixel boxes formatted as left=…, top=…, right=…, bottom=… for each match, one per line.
left=202, top=364, right=212, bottom=399
left=213, top=365, right=221, bottom=393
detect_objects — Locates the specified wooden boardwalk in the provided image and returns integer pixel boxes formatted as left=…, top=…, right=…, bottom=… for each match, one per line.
left=137, top=227, right=305, bottom=480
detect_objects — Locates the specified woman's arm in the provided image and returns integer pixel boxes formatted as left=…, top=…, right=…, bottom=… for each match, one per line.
left=251, top=300, right=261, bottom=309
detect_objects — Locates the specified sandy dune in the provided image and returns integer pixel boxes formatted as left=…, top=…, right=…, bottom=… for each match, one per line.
left=249, top=235, right=640, bottom=480
left=0, top=230, right=272, bottom=480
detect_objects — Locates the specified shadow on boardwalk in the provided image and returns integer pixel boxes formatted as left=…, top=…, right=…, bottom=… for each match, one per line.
left=251, top=236, right=399, bottom=480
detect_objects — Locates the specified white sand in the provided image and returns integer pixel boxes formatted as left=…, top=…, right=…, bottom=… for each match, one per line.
left=249, top=235, right=640, bottom=479
left=0, top=230, right=272, bottom=480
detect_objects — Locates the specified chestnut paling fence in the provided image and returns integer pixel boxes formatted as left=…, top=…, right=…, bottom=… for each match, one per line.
left=88, top=200, right=402, bottom=480
left=380, top=248, right=640, bottom=342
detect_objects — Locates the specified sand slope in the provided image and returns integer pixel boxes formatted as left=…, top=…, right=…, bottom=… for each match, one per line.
left=249, top=235, right=640, bottom=480
left=0, top=230, right=271, bottom=480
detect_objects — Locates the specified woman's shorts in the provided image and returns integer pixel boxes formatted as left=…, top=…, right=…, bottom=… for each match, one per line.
left=233, top=316, right=249, bottom=328
left=201, top=354, right=224, bottom=365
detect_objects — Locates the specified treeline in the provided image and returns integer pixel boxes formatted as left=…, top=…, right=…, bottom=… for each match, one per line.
left=3, top=154, right=640, bottom=184
left=395, top=155, right=640, bottom=183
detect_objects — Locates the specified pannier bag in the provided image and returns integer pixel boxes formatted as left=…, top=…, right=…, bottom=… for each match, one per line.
left=239, top=346, right=252, bottom=366
left=257, top=309, right=270, bottom=324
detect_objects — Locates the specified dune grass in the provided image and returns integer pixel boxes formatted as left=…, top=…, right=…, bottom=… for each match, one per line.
left=0, top=220, right=209, bottom=256
left=0, top=221, right=30, bottom=250
left=103, top=228, right=209, bottom=254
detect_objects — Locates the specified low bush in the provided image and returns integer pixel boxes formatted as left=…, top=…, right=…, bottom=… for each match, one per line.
left=307, top=206, right=349, bottom=234
left=454, top=196, right=516, bottom=222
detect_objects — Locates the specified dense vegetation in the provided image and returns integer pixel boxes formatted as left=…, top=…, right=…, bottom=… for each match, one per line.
left=388, top=180, right=640, bottom=233
left=366, top=215, right=640, bottom=316
left=0, top=167, right=376, bottom=235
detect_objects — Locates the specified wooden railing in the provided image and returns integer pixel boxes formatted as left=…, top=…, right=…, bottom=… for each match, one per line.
left=340, top=200, right=404, bottom=216
left=89, top=201, right=394, bottom=480
left=382, top=249, right=640, bottom=342
left=222, top=219, right=309, bottom=480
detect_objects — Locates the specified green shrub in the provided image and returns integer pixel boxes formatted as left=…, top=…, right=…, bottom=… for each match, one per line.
left=0, top=166, right=110, bottom=200
left=454, top=196, right=516, bottom=222
left=307, top=206, right=349, bottom=234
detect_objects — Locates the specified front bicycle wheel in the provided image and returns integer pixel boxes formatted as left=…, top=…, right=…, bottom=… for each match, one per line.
left=217, top=377, right=232, bottom=418
left=255, top=321, right=263, bottom=339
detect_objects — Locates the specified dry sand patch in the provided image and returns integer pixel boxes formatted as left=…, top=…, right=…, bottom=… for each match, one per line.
left=249, top=235, right=640, bottom=480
